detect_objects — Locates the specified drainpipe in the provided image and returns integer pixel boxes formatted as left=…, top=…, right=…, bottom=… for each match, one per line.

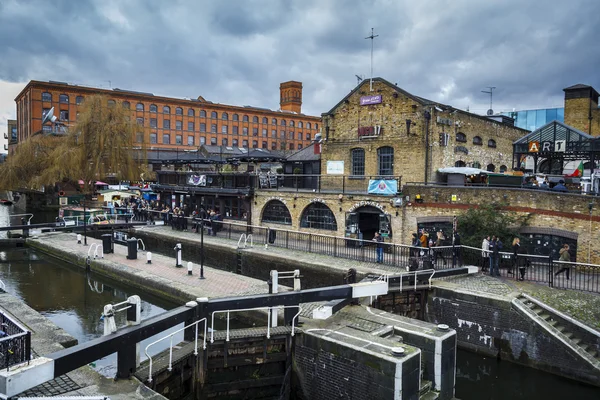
left=424, top=109, right=431, bottom=183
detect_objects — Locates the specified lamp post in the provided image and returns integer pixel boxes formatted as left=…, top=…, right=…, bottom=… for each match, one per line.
left=199, top=219, right=205, bottom=279
left=83, top=196, right=88, bottom=245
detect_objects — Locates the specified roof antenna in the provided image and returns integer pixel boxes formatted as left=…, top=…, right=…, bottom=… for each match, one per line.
left=365, top=28, right=379, bottom=92
left=355, top=75, right=364, bottom=86
left=481, top=86, right=496, bottom=115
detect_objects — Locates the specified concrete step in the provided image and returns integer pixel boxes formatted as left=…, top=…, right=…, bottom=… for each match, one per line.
left=538, top=312, right=551, bottom=320
left=420, top=391, right=439, bottom=400
left=419, top=380, right=432, bottom=396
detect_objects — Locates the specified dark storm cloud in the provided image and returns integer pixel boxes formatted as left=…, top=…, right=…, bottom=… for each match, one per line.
left=0, top=0, right=599, bottom=116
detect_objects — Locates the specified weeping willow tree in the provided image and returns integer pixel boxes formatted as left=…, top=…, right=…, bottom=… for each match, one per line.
left=0, top=135, right=63, bottom=190
left=0, top=94, right=147, bottom=193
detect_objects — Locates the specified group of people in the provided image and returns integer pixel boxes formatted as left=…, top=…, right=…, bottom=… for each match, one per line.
left=158, top=204, right=224, bottom=236
left=482, top=236, right=572, bottom=281
left=523, top=176, right=568, bottom=192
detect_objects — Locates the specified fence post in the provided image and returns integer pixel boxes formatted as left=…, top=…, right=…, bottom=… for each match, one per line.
left=285, top=231, right=289, bottom=249
left=308, top=234, right=312, bottom=253
left=548, top=256, right=553, bottom=288
left=228, top=222, right=232, bottom=239
left=333, top=237, right=338, bottom=258
left=342, top=176, right=345, bottom=194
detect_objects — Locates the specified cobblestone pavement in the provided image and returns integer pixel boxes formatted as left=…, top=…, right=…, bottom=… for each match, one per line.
left=17, top=374, right=81, bottom=398
left=434, top=273, right=515, bottom=296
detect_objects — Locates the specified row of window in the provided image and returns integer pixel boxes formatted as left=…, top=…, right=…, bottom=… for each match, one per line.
left=455, top=132, right=496, bottom=148
left=351, top=146, right=394, bottom=176
left=41, top=92, right=317, bottom=129
left=136, top=118, right=311, bottom=139
left=262, top=201, right=338, bottom=230
left=140, top=133, right=303, bottom=150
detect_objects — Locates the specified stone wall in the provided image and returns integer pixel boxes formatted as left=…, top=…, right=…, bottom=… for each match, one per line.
left=564, top=95, right=600, bottom=137
left=320, top=78, right=527, bottom=183
left=427, top=287, right=600, bottom=386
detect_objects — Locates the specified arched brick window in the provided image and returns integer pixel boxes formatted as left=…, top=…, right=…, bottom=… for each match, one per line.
left=300, top=203, right=338, bottom=230
left=488, top=139, right=496, bottom=148
left=351, top=148, right=365, bottom=176
left=455, top=160, right=466, bottom=167
left=261, top=200, right=292, bottom=225
left=473, top=136, right=483, bottom=146
left=456, top=132, right=466, bottom=143
left=163, top=106, right=171, bottom=114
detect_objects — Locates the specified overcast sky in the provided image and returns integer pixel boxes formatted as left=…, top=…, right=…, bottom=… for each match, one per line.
left=1, top=0, right=599, bottom=148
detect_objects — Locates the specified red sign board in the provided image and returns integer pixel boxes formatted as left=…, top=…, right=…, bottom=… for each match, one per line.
left=358, top=126, right=382, bottom=137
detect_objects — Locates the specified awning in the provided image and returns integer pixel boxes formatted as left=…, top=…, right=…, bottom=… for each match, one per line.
left=78, top=180, right=110, bottom=185
left=438, top=167, right=490, bottom=175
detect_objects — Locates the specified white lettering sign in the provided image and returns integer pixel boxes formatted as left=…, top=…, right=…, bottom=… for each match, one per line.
left=311, top=198, right=326, bottom=204
left=266, top=196, right=287, bottom=205
left=348, top=201, right=387, bottom=213
left=554, top=140, right=566, bottom=152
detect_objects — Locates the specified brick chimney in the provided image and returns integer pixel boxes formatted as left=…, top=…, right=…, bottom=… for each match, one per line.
left=280, top=81, right=302, bottom=113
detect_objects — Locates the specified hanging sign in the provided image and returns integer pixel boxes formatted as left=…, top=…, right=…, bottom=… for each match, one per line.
left=188, top=175, right=207, bottom=186
left=367, top=179, right=398, bottom=195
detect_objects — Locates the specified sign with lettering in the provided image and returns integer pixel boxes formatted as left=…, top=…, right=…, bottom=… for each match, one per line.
left=326, top=160, right=344, bottom=175
left=358, top=125, right=382, bottom=137
left=348, top=201, right=387, bottom=214
left=360, top=95, right=382, bottom=106
left=310, top=198, right=326, bottom=204
left=528, top=141, right=540, bottom=152
left=529, top=140, right=566, bottom=153
left=266, top=196, right=287, bottom=205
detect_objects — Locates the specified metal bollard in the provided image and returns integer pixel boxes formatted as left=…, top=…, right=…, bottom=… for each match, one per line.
left=147, top=251, right=152, bottom=264
left=77, top=234, right=82, bottom=244
left=174, top=243, right=182, bottom=268
left=187, top=261, right=193, bottom=275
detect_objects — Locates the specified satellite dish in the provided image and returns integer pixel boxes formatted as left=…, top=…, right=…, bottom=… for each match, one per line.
left=487, top=109, right=494, bottom=116
left=42, top=107, right=57, bottom=125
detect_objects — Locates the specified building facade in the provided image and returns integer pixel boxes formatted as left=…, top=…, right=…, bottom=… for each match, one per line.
left=6, top=119, right=17, bottom=154
left=13, top=80, right=320, bottom=152
left=500, top=108, right=564, bottom=131
left=563, top=84, right=600, bottom=137
left=320, top=78, right=528, bottom=183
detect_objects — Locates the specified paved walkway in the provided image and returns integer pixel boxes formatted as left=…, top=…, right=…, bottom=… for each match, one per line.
left=31, top=231, right=277, bottom=299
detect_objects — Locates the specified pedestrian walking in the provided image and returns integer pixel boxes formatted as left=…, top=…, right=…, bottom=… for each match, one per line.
left=554, top=244, right=571, bottom=280
left=491, top=236, right=503, bottom=277
left=373, top=232, right=384, bottom=263
left=481, top=236, right=490, bottom=272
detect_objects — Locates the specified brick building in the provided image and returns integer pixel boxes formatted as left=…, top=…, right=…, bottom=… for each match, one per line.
left=320, top=78, right=528, bottom=183
left=13, top=80, right=320, bottom=152
left=563, top=84, right=600, bottom=137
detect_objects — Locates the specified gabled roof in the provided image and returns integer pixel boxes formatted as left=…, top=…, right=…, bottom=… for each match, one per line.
left=563, top=84, right=593, bottom=91
left=286, top=143, right=320, bottom=162
left=322, top=77, right=528, bottom=131
left=513, top=120, right=593, bottom=145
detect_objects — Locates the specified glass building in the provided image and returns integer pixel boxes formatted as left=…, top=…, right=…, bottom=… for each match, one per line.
left=501, top=108, right=564, bottom=131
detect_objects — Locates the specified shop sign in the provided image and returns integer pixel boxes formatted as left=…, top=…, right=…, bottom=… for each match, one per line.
left=358, top=125, right=382, bottom=138
left=348, top=201, right=386, bottom=213
left=360, top=95, right=382, bottom=105
left=310, top=198, right=326, bottom=204
left=529, top=140, right=566, bottom=153
left=266, top=196, right=287, bottom=205
left=326, top=160, right=344, bottom=175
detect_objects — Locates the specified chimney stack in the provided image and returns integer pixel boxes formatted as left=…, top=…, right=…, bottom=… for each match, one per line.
left=280, top=81, right=302, bottom=113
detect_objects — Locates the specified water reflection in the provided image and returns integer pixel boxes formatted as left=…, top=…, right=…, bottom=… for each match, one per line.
left=0, top=247, right=182, bottom=376
left=455, top=349, right=599, bottom=399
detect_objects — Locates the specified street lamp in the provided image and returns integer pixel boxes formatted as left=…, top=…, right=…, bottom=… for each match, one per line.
left=83, top=196, right=87, bottom=245
left=199, top=218, right=205, bottom=279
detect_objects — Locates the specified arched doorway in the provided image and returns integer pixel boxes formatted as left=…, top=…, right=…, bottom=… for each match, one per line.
left=345, top=205, right=391, bottom=242
left=486, top=163, right=495, bottom=172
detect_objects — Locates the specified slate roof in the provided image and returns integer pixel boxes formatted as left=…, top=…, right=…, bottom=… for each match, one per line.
left=286, top=143, right=320, bottom=162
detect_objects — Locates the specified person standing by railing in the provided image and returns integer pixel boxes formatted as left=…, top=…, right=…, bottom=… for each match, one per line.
left=481, top=236, right=490, bottom=273
left=555, top=244, right=571, bottom=280
left=489, top=236, right=501, bottom=277
left=373, top=232, right=384, bottom=263
left=452, top=230, right=462, bottom=267
left=512, top=238, right=527, bottom=281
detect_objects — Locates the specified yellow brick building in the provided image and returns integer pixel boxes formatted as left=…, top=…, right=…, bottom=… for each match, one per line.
left=320, top=78, right=529, bottom=183
left=563, top=84, right=600, bottom=137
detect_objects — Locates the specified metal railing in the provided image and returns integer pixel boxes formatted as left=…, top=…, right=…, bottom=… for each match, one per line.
left=0, top=310, right=31, bottom=371
left=237, top=233, right=253, bottom=249
left=154, top=172, right=402, bottom=195
left=144, top=317, right=207, bottom=383
left=210, top=305, right=302, bottom=343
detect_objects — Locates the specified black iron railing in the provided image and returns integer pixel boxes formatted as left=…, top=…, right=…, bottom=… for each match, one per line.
left=0, top=310, right=31, bottom=371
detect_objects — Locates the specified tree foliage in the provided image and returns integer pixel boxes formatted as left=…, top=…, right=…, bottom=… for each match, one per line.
left=457, top=203, right=531, bottom=247
left=0, top=95, right=146, bottom=193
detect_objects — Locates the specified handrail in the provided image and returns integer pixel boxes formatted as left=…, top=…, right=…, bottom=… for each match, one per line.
left=87, top=243, right=103, bottom=259
left=144, top=317, right=207, bottom=383
left=554, top=260, right=600, bottom=268
left=137, top=239, right=145, bottom=251
left=10, top=213, right=33, bottom=225
left=210, top=305, right=302, bottom=343
left=0, top=279, right=5, bottom=292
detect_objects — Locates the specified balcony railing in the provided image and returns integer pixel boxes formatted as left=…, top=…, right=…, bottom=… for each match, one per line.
left=154, top=172, right=402, bottom=196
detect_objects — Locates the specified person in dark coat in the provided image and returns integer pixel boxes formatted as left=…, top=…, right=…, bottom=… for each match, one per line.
left=373, top=232, right=384, bottom=263
left=453, top=231, right=462, bottom=267
left=512, top=238, right=527, bottom=281
left=552, top=179, right=568, bottom=192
